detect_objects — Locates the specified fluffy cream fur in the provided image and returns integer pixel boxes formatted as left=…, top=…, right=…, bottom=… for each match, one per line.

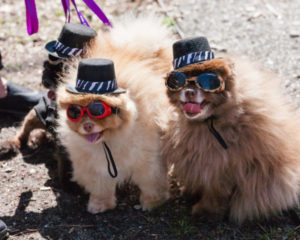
left=56, top=15, right=175, bottom=213
left=162, top=56, right=300, bottom=223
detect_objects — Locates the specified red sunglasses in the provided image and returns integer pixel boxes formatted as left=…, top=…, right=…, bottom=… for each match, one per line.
left=66, top=101, right=118, bottom=122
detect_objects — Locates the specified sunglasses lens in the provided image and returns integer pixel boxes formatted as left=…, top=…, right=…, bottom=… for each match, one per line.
left=88, top=101, right=105, bottom=117
left=67, top=105, right=82, bottom=120
left=166, top=72, right=186, bottom=90
left=197, top=73, right=220, bottom=91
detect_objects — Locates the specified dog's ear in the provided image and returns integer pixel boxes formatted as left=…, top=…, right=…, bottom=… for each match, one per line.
left=225, top=58, right=236, bottom=76
left=221, top=58, right=236, bottom=93
left=42, top=60, right=62, bottom=89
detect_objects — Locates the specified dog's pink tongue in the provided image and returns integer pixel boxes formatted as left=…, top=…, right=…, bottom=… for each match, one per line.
left=85, top=132, right=101, bottom=143
left=182, top=103, right=201, bottom=113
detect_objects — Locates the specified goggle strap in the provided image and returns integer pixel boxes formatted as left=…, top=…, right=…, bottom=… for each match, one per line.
left=207, top=117, right=228, bottom=150
left=111, top=107, right=119, bottom=115
left=103, top=141, right=118, bottom=178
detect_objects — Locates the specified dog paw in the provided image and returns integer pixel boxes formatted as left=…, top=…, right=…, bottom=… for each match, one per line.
left=11, top=138, right=21, bottom=149
left=27, top=129, right=51, bottom=149
left=192, top=202, right=225, bottom=221
left=192, top=202, right=203, bottom=215
left=0, top=139, right=19, bottom=160
left=140, top=192, right=169, bottom=211
left=87, top=195, right=116, bottom=214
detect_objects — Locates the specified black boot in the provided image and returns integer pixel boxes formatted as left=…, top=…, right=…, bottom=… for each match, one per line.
left=0, top=82, right=46, bottom=118
left=0, top=220, right=8, bottom=240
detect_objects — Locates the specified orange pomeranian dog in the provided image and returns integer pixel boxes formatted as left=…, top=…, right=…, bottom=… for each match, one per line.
left=162, top=36, right=300, bottom=223
left=56, top=16, right=175, bottom=213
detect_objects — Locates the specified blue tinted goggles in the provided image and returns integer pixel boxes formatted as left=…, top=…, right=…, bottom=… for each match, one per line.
left=166, top=72, right=225, bottom=93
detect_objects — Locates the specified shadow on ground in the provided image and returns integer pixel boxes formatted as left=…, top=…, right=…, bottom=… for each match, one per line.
left=1, top=129, right=300, bottom=239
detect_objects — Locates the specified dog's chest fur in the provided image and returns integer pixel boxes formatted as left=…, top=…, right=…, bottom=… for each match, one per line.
left=163, top=117, right=240, bottom=194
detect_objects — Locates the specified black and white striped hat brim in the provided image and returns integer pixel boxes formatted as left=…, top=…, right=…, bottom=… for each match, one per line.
left=45, top=40, right=83, bottom=59
left=173, top=51, right=214, bottom=69
left=66, top=78, right=126, bottom=95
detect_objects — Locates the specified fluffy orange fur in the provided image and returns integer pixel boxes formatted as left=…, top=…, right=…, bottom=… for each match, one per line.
left=162, top=56, right=300, bottom=223
left=56, top=16, right=175, bottom=213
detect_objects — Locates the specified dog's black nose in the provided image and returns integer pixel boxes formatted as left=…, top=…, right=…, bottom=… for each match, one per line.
left=184, top=88, right=196, bottom=99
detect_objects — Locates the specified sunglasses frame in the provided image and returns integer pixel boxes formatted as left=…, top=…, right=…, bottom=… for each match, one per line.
left=165, top=71, right=225, bottom=93
left=66, top=101, right=112, bottom=122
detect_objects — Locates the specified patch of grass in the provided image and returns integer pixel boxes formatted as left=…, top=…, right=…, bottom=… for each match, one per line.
left=172, top=216, right=197, bottom=237
left=6, top=63, right=23, bottom=72
left=55, top=12, right=64, bottom=17
left=258, top=227, right=300, bottom=240
left=258, top=227, right=278, bottom=240
left=162, top=16, right=175, bottom=27
left=282, top=228, right=300, bottom=240
left=146, top=216, right=159, bottom=225
left=152, top=203, right=167, bottom=214
left=17, top=39, right=26, bottom=45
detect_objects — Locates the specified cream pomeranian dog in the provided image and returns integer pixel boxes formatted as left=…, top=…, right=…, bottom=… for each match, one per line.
left=162, top=36, right=300, bottom=223
left=56, top=16, right=175, bottom=214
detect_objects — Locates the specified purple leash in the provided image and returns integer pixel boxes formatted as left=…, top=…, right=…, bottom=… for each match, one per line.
left=81, top=0, right=112, bottom=27
left=61, top=0, right=71, bottom=23
left=25, top=0, right=112, bottom=35
left=71, top=0, right=89, bottom=26
left=62, top=0, right=90, bottom=26
left=24, top=0, right=39, bottom=35
left=61, top=0, right=112, bottom=27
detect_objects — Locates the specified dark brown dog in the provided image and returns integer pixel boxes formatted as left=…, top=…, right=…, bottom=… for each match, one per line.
left=162, top=56, right=300, bottom=223
left=0, top=24, right=97, bottom=190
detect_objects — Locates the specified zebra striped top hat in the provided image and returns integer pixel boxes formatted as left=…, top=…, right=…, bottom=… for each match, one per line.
left=173, top=36, right=214, bottom=69
left=45, top=23, right=97, bottom=59
left=66, top=58, right=126, bottom=95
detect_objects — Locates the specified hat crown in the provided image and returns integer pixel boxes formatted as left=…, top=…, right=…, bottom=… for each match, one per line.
left=45, top=23, right=97, bottom=58
left=58, top=23, right=97, bottom=49
left=172, top=36, right=214, bottom=69
left=173, top=36, right=211, bottom=59
left=77, top=58, right=115, bottom=83
left=66, top=58, right=126, bottom=95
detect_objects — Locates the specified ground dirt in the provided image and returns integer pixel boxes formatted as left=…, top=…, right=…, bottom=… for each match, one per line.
left=1, top=0, right=300, bottom=239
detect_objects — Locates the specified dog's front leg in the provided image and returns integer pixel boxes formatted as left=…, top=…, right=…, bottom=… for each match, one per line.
left=192, top=190, right=229, bottom=220
left=86, top=179, right=117, bottom=214
left=15, top=109, right=45, bottom=148
left=132, top=158, right=169, bottom=211
left=87, top=192, right=116, bottom=214
left=0, top=109, right=45, bottom=159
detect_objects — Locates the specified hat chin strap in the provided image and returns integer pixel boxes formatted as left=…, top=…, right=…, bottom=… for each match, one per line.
left=111, top=107, right=119, bottom=115
left=103, top=142, right=118, bottom=178
left=101, top=109, right=120, bottom=178
left=206, top=116, right=228, bottom=150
